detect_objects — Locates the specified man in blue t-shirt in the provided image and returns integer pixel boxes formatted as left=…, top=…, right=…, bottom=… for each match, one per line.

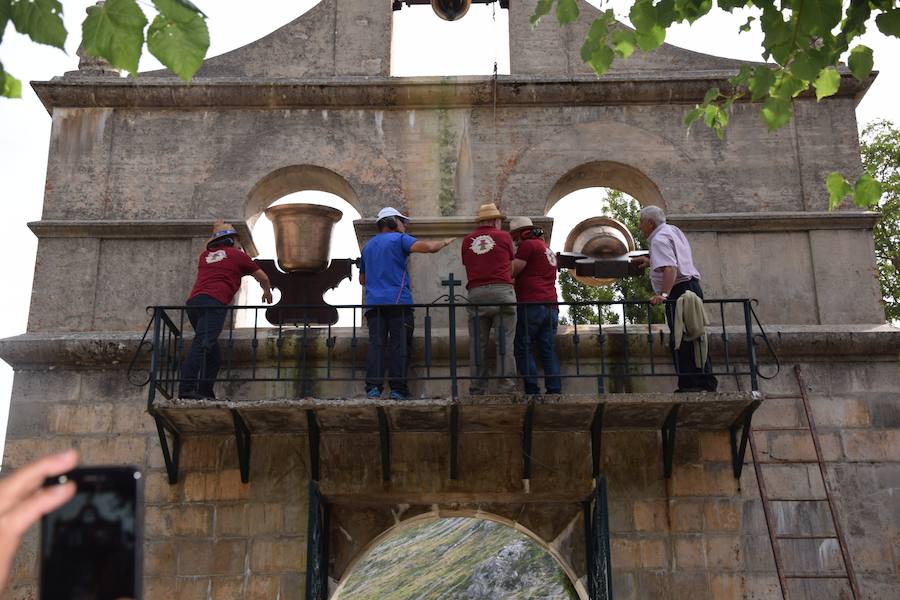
left=359, top=207, right=454, bottom=399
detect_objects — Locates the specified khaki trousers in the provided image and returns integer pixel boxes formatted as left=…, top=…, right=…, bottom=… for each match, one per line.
left=466, top=284, right=517, bottom=394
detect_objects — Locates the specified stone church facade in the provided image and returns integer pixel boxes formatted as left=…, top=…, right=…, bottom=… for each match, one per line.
left=1, top=1, right=898, bottom=598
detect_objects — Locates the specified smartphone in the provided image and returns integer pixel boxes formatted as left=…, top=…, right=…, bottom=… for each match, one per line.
left=40, top=466, right=144, bottom=600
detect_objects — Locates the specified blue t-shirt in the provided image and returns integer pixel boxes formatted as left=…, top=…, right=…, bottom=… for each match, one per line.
left=360, top=232, right=417, bottom=306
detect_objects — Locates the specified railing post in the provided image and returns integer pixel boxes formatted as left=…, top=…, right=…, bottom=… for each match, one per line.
left=743, top=301, right=759, bottom=392
left=442, top=273, right=462, bottom=400
left=148, top=308, right=163, bottom=410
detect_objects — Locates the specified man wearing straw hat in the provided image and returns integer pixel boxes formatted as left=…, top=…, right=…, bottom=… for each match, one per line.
left=509, top=216, right=562, bottom=395
left=179, top=221, right=273, bottom=400
left=461, top=203, right=517, bottom=395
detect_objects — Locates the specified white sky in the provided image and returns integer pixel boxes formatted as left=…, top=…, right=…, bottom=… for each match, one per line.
left=1, top=1, right=898, bottom=453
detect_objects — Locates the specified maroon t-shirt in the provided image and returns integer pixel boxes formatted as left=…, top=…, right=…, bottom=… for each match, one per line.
left=514, top=238, right=559, bottom=302
left=188, top=247, right=260, bottom=304
left=461, top=226, right=515, bottom=290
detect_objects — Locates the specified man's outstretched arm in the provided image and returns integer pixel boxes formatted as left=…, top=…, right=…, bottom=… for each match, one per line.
left=252, top=269, right=273, bottom=304
left=410, top=238, right=455, bottom=253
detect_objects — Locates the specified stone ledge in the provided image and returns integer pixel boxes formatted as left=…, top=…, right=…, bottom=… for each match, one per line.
left=154, top=391, right=762, bottom=435
left=669, top=211, right=880, bottom=232
left=33, top=71, right=871, bottom=111
left=28, top=220, right=259, bottom=257
left=1, top=325, right=896, bottom=369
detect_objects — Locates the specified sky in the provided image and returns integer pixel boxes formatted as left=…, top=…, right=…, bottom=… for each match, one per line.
left=0, top=1, right=898, bottom=454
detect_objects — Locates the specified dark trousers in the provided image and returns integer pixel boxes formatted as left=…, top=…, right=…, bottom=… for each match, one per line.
left=665, top=279, right=718, bottom=392
left=365, top=307, right=414, bottom=395
left=514, top=304, right=562, bottom=394
left=179, top=294, right=228, bottom=398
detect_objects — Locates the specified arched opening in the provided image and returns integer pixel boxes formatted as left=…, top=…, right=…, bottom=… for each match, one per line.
left=239, top=166, right=363, bottom=326
left=334, top=515, right=582, bottom=599
left=545, top=164, right=666, bottom=328
left=545, top=161, right=665, bottom=216
left=391, top=3, right=510, bottom=76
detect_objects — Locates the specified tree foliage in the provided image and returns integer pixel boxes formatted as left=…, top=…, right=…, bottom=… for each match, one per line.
left=0, top=0, right=208, bottom=98
left=559, top=189, right=666, bottom=325
left=532, top=1, right=900, bottom=209
left=859, top=119, right=900, bottom=321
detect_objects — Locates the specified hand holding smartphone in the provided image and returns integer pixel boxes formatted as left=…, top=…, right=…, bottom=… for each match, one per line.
left=41, top=466, right=144, bottom=600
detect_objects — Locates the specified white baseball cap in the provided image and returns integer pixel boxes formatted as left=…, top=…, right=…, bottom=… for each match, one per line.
left=377, top=207, right=409, bottom=221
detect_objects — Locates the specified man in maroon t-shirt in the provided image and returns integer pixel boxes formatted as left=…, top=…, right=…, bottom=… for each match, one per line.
left=179, top=221, right=273, bottom=399
left=510, top=217, right=561, bottom=395
left=461, top=203, right=516, bottom=394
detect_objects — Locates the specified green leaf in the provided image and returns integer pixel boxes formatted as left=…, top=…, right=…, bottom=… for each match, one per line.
left=611, top=29, right=636, bottom=59
left=797, top=0, right=842, bottom=36
left=853, top=174, right=883, bottom=208
left=826, top=172, right=853, bottom=210
left=739, top=16, right=755, bottom=32
left=530, top=0, right=553, bottom=26
left=556, top=0, right=579, bottom=24
left=684, top=107, right=703, bottom=127
left=9, top=0, right=66, bottom=49
left=761, top=95, right=792, bottom=131
left=790, top=49, right=827, bottom=82
left=1, top=62, right=22, bottom=98
left=875, top=8, right=900, bottom=37
left=675, top=0, right=712, bottom=24
left=82, top=0, right=148, bottom=75
left=148, top=0, right=209, bottom=81
left=629, top=0, right=657, bottom=31
left=748, top=66, right=775, bottom=102
left=813, top=66, right=840, bottom=101
left=848, top=45, right=874, bottom=81
left=635, top=25, right=666, bottom=52
left=0, top=0, right=10, bottom=44
left=703, top=86, right=720, bottom=105
left=586, top=44, right=615, bottom=76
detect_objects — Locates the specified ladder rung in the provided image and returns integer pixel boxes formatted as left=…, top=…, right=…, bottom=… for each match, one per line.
left=756, top=459, right=822, bottom=464
left=784, top=574, right=850, bottom=579
left=759, top=394, right=802, bottom=400
left=776, top=534, right=838, bottom=540
left=766, top=497, right=828, bottom=502
left=752, top=426, right=810, bottom=432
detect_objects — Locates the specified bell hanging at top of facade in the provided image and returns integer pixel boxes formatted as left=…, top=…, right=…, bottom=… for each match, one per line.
left=431, top=0, right=472, bottom=21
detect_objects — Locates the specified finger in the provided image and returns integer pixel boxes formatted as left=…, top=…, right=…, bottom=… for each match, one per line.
left=0, top=450, right=78, bottom=515
left=0, top=481, right=76, bottom=540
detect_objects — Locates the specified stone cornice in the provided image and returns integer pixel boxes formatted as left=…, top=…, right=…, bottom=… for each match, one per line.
left=32, top=70, right=873, bottom=112
left=669, top=211, right=880, bottom=232
left=1, top=325, right=896, bottom=369
left=28, top=219, right=260, bottom=257
left=353, top=216, right=555, bottom=246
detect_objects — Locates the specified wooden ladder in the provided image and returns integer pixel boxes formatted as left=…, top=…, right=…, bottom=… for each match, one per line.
left=749, top=365, right=860, bottom=599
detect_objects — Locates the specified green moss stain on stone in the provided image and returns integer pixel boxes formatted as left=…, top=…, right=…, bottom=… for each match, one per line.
left=437, top=108, right=458, bottom=217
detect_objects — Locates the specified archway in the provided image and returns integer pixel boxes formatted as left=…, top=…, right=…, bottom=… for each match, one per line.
left=545, top=160, right=665, bottom=215
left=238, top=165, right=364, bottom=326
left=333, top=514, right=583, bottom=599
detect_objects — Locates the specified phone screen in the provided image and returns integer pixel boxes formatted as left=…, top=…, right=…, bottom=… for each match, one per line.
left=40, top=466, right=143, bottom=600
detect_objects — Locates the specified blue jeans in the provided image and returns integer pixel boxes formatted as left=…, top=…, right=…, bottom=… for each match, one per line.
left=179, top=294, right=228, bottom=398
left=514, top=304, right=562, bottom=395
left=365, top=306, right=414, bottom=395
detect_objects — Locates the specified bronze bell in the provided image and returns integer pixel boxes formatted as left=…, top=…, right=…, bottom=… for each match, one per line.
left=265, top=204, right=343, bottom=273
left=431, top=0, right=472, bottom=21
left=558, top=216, right=648, bottom=286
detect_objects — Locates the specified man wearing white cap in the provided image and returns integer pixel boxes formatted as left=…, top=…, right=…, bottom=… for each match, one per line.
left=180, top=221, right=273, bottom=400
left=461, top=203, right=517, bottom=395
left=509, top=217, right=562, bottom=395
left=360, top=207, right=454, bottom=399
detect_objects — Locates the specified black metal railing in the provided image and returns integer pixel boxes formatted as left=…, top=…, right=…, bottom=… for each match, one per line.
left=136, top=289, right=771, bottom=410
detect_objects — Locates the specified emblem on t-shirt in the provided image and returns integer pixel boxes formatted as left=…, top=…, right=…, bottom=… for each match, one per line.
left=206, top=250, right=227, bottom=264
left=544, top=247, right=557, bottom=267
left=469, top=235, right=496, bottom=255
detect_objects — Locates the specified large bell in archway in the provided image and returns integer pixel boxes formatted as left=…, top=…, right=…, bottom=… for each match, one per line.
left=557, top=216, right=648, bottom=286
left=431, top=0, right=472, bottom=21
left=265, top=203, right=342, bottom=272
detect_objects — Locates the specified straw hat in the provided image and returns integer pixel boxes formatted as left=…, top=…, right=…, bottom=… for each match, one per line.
left=476, top=203, right=503, bottom=222
left=508, top=216, right=534, bottom=235
left=209, top=220, right=240, bottom=244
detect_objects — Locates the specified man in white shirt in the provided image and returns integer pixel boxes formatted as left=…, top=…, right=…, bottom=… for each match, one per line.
left=633, top=206, right=717, bottom=392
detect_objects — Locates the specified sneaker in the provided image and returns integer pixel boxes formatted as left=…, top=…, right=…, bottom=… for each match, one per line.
left=389, top=390, right=411, bottom=400
left=367, top=388, right=382, bottom=399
